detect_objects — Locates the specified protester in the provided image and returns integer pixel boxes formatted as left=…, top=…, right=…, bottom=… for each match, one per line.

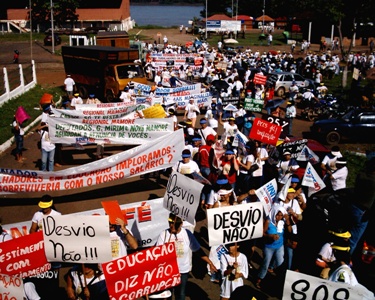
left=0, top=219, right=12, bottom=242
left=220, top=149, right=239, bottom=190
left=64, top=74, right=75, bottom=98
left=29, top=194, right=61, bottom=233
left=183, top=98, right=200, bottom=128
left=71, top=93, right=83, bottom=109
left=109, top=217, right=138, bottom=259
left=276, top=151, right=299, bottom=187
left=65, top=263, right=109, bottom=300
left=12, top=114, right=25, bottom=163
left=156, top=213, right=217, bottom=300
left=285, top=100, right=296, bottom=136
left=197, top=118, right=217, bottom=145
left=218, top=114, right=238, bottom=149
left=328, top=156, right=348, bottom=191
left=37, top=122, right=56, bottom=172
left=220, top=243, right=248, bottom=300
left=172, top=149, right=201, bottom=175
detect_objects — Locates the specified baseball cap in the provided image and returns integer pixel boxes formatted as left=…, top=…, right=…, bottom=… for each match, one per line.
left=225, top=149, right=235, bottom=155
left=200, top=119, right=207, bottom=124
left=287, top=188, right=296, bottom=193
left=206, top=134, right=215, bottom=142
left=291, top=177, right=300, bottom=183
left=331, top=146, right=341, bottom=156
left=181, top=149, right=191, bottom=158
left=74, top=93, right=79, bottom=96
left=283, top=151, right=291, bottom=155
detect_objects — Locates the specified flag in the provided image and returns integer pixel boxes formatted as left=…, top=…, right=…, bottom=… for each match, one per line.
left=254, top=73, right=267, bottom=85
left=297, top=145, right=320, bottom=164
left=302, top=162, right=326, bottom=197
left=233, top=131, right=248, bottom=150
left=278, top=175, right=292, bottom=201
left=255, top=179, right=278, bottom=215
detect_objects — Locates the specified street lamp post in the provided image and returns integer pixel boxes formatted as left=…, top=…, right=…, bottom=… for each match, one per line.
left=205, top=0, right=207, bottom=40
left=50, top=0, right=55, bottom=54
left=29, top=0, right=32, bottom=61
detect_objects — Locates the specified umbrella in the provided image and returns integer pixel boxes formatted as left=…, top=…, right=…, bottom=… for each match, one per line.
left=223, top=104, right=238, bottom=112
left=224, top=38, right=238, bottom=44
left=211, top=79, right=229, bottom=91
left=265, top=98, right=285, bottom=109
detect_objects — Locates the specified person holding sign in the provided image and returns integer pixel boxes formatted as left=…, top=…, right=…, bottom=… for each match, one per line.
left=220, top=243, right=248, bottom=300
left=29, top=195, right=61, bottom=234
left=172, top=149, right=201, bottom=176
left=65, top=263, right=109, bottom=300
left=109, top=217, right=138, bottom=259
left=256, top=205, right=292, bottom=289
left=156, top=213, right=217, bottom=300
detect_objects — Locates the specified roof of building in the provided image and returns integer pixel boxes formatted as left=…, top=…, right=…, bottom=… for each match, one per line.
left=255, top=15, right=275, bottom=22
left=233, top=15, right=253, bottom=21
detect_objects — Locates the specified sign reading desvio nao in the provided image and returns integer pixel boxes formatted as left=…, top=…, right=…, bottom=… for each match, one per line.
left=103, top=243, right=180, bottom=300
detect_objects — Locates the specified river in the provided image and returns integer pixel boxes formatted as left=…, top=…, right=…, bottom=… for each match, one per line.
left=130, top=5, right=204, bottom=27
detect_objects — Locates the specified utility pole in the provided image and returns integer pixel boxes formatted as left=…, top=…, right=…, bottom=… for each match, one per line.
left=51, top=0, right=55, bottom=54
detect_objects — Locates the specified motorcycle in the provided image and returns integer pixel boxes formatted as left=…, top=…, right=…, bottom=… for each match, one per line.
left=301, top=94, right=338, bottom=121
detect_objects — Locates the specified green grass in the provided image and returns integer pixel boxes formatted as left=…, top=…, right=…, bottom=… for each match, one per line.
left=344, top=151, right=367, bottom=188
left=0, top=85, right=64, bottom=144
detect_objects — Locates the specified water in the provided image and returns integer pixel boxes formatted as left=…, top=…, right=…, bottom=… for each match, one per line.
left=130, top=5, right=204, bottom=27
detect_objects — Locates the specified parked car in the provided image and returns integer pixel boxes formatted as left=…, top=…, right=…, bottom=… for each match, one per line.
left=44, top=34, right=62, bottom=46
left=310, top=108, right=375, bottom=145
left=267, top=72, right=314, bottom=97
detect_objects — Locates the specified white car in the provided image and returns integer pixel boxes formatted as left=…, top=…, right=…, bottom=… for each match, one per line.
left=267, top=72, right=314, bottom=97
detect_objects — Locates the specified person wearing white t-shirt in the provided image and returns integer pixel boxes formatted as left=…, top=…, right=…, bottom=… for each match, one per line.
left=173, top=149, right=201, bottom=175
left=29, top=195, right=61, bottom=234
left=38, top=122, right=56, bottom=172
left=109, top=217, right=138, bottom=260
left=197, top=118, right=217, bottom=145
left=64, top=75, right=75, bottom=97
left=71, top=93, right=83, bottom=109
left=156, top=213, right=216, bottom=300
left=184, top=98, right=200, bottom=128
left=329, top=157, right=348, bottom=191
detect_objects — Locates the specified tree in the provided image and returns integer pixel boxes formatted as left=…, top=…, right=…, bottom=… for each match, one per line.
left=30, top=0, right=81, bottom=30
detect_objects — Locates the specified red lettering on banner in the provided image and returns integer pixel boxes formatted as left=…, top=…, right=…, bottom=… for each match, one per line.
left=138, top=202, right=151, bottom=222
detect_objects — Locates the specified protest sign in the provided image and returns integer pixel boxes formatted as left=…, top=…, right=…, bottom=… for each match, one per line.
left=164, top=171, right=203, bottom=224
left=165, top=92, right=212, bottom=109
left=302, top=162, right=326, bottom=197
left=243, top=98, right=264, bottom=112
left=0, top=231, right=50, bottom=278
left=48, top=117, right=174, bottom=145
left=283, top=270, right=374, bottom=300
left=102, top=200, right=126, bottom=225
left=75, top=101, right=150, bottom=111
left=0, top=130, right=184, bottom=194
left=255, top=179, right=278, bottom=215
left=2, top=198, right=169, bottom=248
left=276, top=139, right=308, bottom=160
left=253, top=73, right=267, bottom=85
left=0, top=274, right=24, bottom=300
left=221, top=96, right=239, bottom=107
left=103, top=243, right=180, bottom=300
left=296, top=145, right=320, bottom=164
left=249, top=118, right=282, bottom=146
left=42, top=215, right=112, bottom=263
left=262, top=114, right=289, bottom=139
left=206, top=202, right=263, bottom=246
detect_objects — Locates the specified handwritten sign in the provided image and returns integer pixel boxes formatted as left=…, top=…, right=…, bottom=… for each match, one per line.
left=164, top=171, right=202, bottom=224
left=244, top=98, right=264, bottom=112
left=262, top=114, right=289, bottom=139
left=0, top=130, right=184, bottom=194
left=0, top=231, right=50, bottom=278
left=103, top=243, right=180, bottom=300
left=253, top=73, right=267, bottom=85
left=42, top=215, right=112, bottom=263
left=206, top=202, right=263, bottom=246
left=0, top=274, right=24, bottom=300
left=249, top=118, right=282, bottom=146
left=283, top=270, right=374, bottom=300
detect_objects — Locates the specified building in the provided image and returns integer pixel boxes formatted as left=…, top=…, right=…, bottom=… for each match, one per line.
left=1, top=0, right=132, bottom=33
left=233, top=15, right=253, bottom=31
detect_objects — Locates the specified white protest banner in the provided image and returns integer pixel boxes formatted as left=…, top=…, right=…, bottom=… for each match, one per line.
left=103, top=243, right=180, bottom=300
left=164, top=171, right=202, bottom=224
left=75, top=101, right=149, bottom=111
left=283, top=270, right=374, bottom=300
left=2, top=198, right=169, bottom=248
left=134, top=83, right=152, bottom=95
left=48, top=117, right=174, bottom=145
left=0, top=274, right=24, bottom=300
left=165, top=92, right=212, bottom=109
left=302, top=162, right=326, bottom=197
left=155, top=83, right=202, bottom=97
left=42, top=215, right=112, bottom=263
left=0, top=129, right=185, bottom=194
left=255, top=179, right=278, bottom=215
left=206, top=202, right=263, bottom=247
left=51, top=105, right=142, bottom=120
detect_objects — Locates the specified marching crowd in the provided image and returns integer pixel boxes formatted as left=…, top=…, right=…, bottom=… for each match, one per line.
left=6, top=39, right=375, bottom=300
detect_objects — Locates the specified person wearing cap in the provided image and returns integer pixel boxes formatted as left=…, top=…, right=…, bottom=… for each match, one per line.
left=64, top=74, right=75, bottom=98
left=220, top=149, right=239, bottom=190
left=167, top=108, right=178, bottom=131
left=285, top=100, right=296, bottom=136
left=29, top=194, right=61, bottom=234
left=195, top=134, right=216, bottom=179
left=41, top=104, right=53, bottom=124
left=71, top=93, right=83, bottom=109
left=86, top=94, right=101, bottom=104
left=173, top=149, right=201, bottom=175
left=197, top=117, right=217, bottom=145
left=156, top=213, right=217, bottom=300
left=236, top=141, right=257, bottom=195
left=220, top=242, right=248, bottom=300
left=276, top=150, right=299, bottom=186
left=61, top=98, right=72, bottom=110
left=234, top=104, right=246, bottom=132
left=218, top=113, right=238, bottom=148
left=321, top=146, right=342, bottom=177
left=289, top=176, right=307, bottom=211
left=328, top=156, right=348, bottom=191
left=183, top=98, right=200, bottom=128
left=256, top=205, right=292, bottom=289
left=169, top=72, right=182, bottom=88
